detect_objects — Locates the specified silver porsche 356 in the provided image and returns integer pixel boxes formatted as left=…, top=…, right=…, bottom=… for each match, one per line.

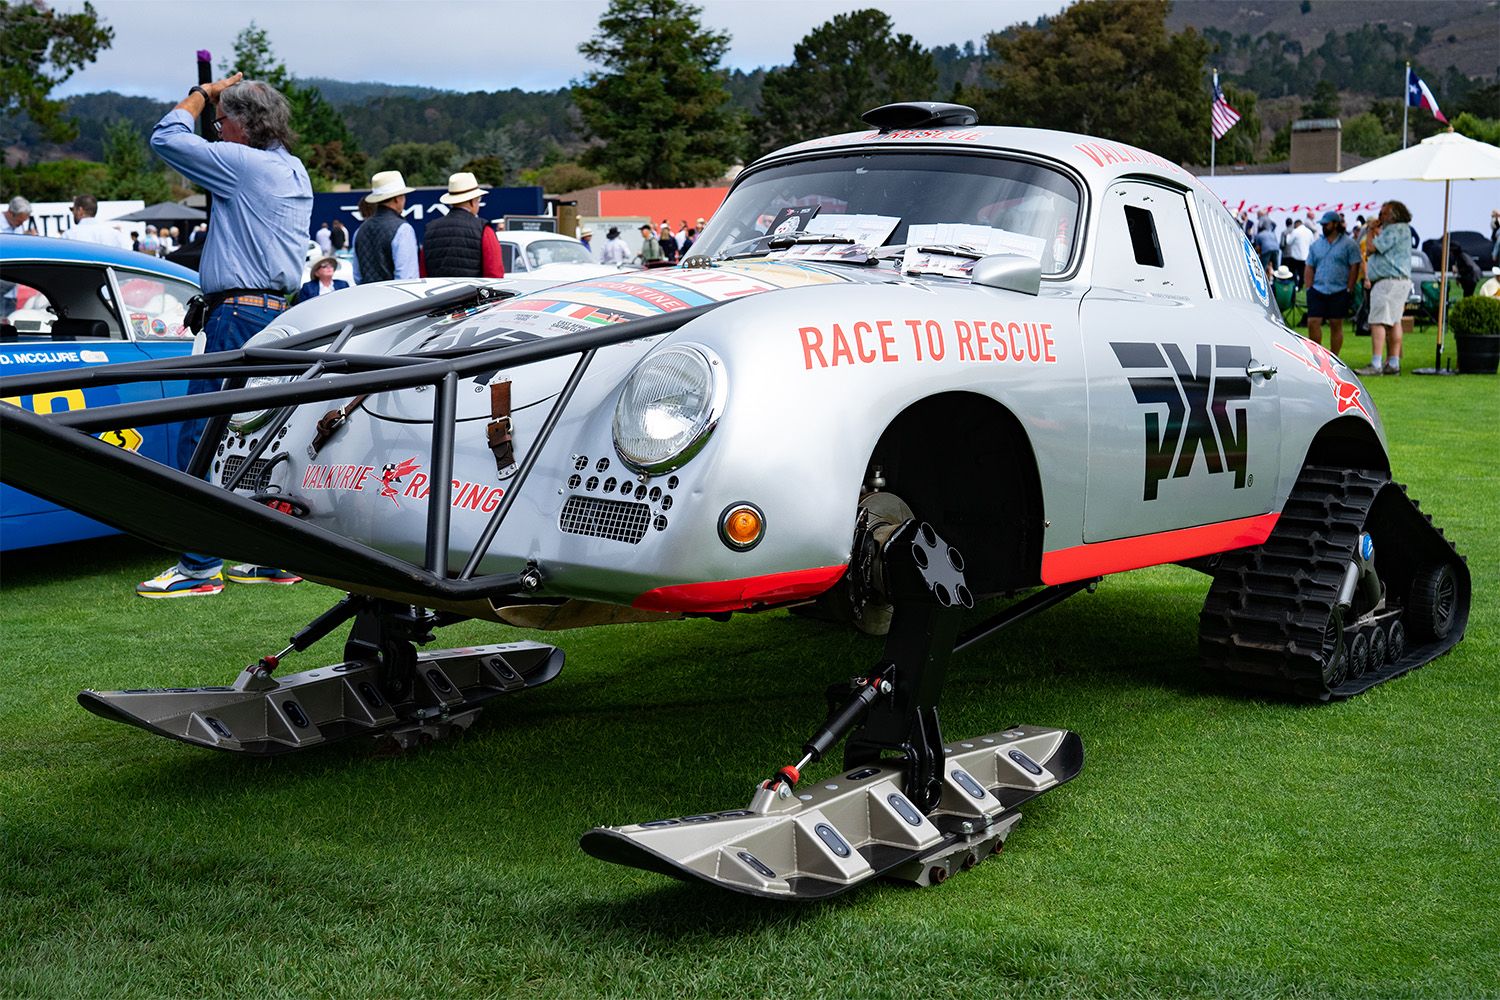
left=1, top=103, right=1468, bottom=899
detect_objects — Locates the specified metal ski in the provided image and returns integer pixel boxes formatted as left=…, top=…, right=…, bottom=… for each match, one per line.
left=582, top=520, right=1086, bottom=897
left=79, top=641, right=561, bottom=754
left=582, top=726, right=1082, bottom=899
left=77, top=595, right=563, bottom=753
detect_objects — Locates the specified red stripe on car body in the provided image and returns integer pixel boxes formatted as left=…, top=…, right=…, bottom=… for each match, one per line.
left=1041, top=513, right=1280, bottom=585
left=633, top=565, right=848, bottom=613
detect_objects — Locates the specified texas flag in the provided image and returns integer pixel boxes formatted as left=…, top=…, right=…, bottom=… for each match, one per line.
left=1407, top=67, right=1447, bottom=123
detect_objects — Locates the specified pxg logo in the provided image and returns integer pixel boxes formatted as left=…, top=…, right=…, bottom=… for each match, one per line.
left=1112, top=342, right=1253, bottom=501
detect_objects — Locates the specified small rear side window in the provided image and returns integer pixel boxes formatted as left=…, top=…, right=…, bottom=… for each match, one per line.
left=1124, top=205, right=1163, bottom=267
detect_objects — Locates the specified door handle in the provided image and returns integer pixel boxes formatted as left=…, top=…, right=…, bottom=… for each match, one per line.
left=1246, top=362, right=1276, bottom=379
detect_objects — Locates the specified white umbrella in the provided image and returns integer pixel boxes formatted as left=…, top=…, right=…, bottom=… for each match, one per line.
left=1328, top=130, right=1500, bottom=373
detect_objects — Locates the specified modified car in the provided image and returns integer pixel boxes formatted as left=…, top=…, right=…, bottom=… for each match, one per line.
left=0, top=103, right=1469, bottom=899
left=0, top=235, right=197, bottom=549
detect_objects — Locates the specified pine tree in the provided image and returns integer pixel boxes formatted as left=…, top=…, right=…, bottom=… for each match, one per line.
left=573, top=0, right=743, bottom=187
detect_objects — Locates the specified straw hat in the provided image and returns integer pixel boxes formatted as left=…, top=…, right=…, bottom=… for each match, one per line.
left=364, top=170, right=416, bottom=204
left=1271, top=265, right=1294, bottom=280
left=439, top=171, right=487, bottom=206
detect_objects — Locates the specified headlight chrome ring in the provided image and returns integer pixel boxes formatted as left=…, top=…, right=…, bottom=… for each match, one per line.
left=612, top=343, right=726, bottom=475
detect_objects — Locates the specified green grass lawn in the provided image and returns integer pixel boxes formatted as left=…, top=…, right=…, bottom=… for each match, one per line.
left=2, top=346, right=1496, bottom=998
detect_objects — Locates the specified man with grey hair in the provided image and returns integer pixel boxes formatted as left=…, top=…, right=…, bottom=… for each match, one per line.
left=1, top=195, right=36, bottom=316
left=139, top=71, right=312, bottom=597
left=2, top=196, right=37, bottom=235
left=62, top=193, right=132, bottom=250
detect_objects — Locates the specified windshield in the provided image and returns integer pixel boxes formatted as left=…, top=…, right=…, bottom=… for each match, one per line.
left=695, top=151, right=1082, bottom=274
left=526, top=240, right=594, bottom=268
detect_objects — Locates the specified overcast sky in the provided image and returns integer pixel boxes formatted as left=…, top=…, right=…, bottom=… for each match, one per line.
left=54, top=0, right=1070, bottom=102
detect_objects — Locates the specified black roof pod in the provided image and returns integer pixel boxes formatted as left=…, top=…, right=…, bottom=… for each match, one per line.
left=860, top=102, right=979, bottom=133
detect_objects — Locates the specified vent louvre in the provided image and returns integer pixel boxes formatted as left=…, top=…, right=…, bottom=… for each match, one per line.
left=222, top=456, right=273, bottom=492
left=560, top=496, right=651, bottom=544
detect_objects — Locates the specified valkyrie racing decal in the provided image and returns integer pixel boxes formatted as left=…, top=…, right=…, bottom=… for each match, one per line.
left=1275, top=338, right=1370, bottom=420
left=1113, top=342, right=1252, bottom=501
left=300, top=458, right=506, bottom=513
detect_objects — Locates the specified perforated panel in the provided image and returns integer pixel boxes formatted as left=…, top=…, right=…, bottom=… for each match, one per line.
left=559, top=496, right=651, bottom=544
left=222, top=456, right=273, bottom=492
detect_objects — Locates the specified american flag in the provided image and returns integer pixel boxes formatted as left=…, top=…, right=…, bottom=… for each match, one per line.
left=1211, top=71, right=1241, bottom=140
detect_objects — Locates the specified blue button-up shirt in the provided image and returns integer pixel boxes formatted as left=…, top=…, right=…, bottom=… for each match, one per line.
left=151, top=109, right=312, bottom=295
left=1365, top=223, right=1412, bottom=283
left=1305, top=232, right=1363, bottom=294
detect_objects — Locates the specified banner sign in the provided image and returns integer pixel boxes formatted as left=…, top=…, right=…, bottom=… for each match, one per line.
left=1198, top=173, right=1500, bottom=247
left=311, top=187, right=545, bottom=243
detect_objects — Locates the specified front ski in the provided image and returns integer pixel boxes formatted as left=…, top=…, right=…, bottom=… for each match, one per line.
left=78, top=641, right=562, bottom=754
left=582, top=726, right=1083, bottom=899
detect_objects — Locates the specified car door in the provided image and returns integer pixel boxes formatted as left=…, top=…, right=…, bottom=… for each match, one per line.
left=1080, top=180, right=1281, bottom=543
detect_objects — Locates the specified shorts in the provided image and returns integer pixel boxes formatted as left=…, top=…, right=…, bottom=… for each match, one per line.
left=1306, top=288, right=1351, bottom=320
left=1367, top=276, right=1408, bottom=326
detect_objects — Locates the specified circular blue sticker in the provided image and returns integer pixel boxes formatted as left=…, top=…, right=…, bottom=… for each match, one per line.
left=1242, top=234, right=1268, bottom=304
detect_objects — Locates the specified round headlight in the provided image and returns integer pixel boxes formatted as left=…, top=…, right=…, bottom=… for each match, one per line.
left=612, top=344, right=724, bottom=473
left=227, top=375, right=288, bottom=433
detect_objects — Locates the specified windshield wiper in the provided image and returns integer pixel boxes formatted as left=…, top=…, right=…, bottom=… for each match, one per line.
left=714, top=232, right=861, bottom=261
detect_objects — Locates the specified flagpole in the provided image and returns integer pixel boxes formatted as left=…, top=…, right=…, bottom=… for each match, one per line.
left=1211, top=70, right=1217, bottom=176
left=1402, top=62, right=1410, bottom=149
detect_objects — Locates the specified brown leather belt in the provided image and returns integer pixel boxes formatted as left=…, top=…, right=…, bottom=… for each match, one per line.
left=217, top=293, right=287, bottom=311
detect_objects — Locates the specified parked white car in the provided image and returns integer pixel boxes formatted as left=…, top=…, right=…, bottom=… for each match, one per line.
left=494, top=230, right=625, bottom=281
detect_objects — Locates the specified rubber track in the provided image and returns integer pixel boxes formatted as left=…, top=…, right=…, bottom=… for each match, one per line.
left=1199, top=465, right=1468, bottom=701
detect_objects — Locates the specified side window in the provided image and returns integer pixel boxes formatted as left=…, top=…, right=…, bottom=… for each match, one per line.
left=1124, top=206, right=1163, bottom=267
left=113, top=270, right=197, bottom=340
left=1092, top=181, right=1210, bottom=298
left=498, top=242, right=522, bottom=273
left=0, top=264, right=125, bottom=339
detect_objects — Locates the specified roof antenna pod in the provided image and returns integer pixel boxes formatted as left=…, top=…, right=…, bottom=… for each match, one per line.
left=861, top=102, right=979, bottom=133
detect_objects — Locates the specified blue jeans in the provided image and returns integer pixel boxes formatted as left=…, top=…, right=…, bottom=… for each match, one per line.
left=176, top=300, right=282, bottom=577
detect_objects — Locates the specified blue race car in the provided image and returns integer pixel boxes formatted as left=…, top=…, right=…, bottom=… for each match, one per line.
left=1, top=234, right=199, bottom=550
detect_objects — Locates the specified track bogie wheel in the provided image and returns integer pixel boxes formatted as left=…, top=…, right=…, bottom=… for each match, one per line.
left=1347, top=631, right=1370, bottom=680
left=1410, top=564, right=1459, bottom=641
left=1368, top=625, right=1388, bottom=673
left=1386, top=619, right=1407, bottom=665
left=1320, top=607, right=1348, bottom=688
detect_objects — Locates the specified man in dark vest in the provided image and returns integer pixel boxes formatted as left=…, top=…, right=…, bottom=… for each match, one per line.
left=352, top=170, right=418, bottom=283
left=419, top=172, right=505, bottom=278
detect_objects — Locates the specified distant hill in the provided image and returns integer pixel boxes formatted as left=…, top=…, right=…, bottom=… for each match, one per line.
left=1166, top=0, right=1498, bottom=83
left=298, top=78, right=452, bottom=107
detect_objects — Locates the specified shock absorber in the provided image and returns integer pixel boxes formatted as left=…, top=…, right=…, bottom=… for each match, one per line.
left=762, top=666, right=896, bottom=798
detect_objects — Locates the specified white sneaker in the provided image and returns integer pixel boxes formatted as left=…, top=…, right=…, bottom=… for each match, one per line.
left=136, top=567, right=224, bottom=598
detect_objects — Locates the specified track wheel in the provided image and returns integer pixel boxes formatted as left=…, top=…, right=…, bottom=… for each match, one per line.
left=1368, top=626, right=1389, bottom=674
left=1386, top=619, right=1407, bottom=665
left=1320, top=607, right=1348, bottom=688
left=1347, top=631, right=1370, bottom=680
left=1410, top=564, right=1459, bottom=641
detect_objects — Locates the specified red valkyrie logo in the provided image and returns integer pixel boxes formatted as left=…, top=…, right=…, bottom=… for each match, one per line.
left=1274, top=339, right=1370, bottom=421
left=1113, top=342, right=1253, bottom=501
left=379, top=457, right=422, bottom=506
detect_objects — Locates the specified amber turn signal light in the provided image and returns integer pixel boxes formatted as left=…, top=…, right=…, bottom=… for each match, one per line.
left=719, top=503, right=764, bottom=550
